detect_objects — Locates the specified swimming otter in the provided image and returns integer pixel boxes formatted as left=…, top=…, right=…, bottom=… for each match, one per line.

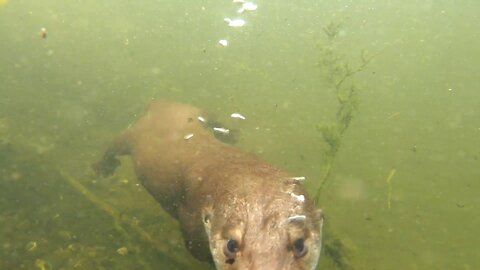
left=95, top=100, right=323, bottom=270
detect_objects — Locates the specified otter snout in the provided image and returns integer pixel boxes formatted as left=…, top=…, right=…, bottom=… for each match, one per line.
left=203, top=189, right=324, bottom=270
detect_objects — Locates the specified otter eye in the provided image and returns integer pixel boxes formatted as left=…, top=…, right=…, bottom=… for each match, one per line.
left=224, top=239, right=239, bottom=263
left=293, top=238, right=308, bottom=258
left=226, top=239, right=239, bottom=253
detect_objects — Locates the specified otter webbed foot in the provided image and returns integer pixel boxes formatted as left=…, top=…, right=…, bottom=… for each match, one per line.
left=92, top=155, right=121, bottom=177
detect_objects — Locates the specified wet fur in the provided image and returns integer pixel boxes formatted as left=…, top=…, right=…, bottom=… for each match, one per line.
left=95, top=101, right=324, bottom=270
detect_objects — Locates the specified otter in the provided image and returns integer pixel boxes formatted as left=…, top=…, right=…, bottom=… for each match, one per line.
left=94, top=100, right=324, bottom=270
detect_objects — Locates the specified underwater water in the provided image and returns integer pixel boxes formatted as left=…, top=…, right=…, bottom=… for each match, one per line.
left=1, top=0, right=479, bottom=269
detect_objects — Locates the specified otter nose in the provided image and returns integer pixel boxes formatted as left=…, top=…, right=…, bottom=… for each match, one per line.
left=242, top=250, right=289, bottom=270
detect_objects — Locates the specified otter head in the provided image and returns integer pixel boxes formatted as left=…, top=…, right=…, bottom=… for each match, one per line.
left=201, top=177, right=324, bottom=270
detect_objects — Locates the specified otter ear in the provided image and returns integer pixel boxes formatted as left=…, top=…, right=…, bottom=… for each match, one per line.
left=316, top=209, right=325, bottom=253
left=201, top=206, right=222, bottom=269
left=316, top=209, right=325, bottom=232
left=201, top=206, right=214, bottom=238
left=201, top=196, right=215, bottom=236
left=316, top=209, right=325, bottom=222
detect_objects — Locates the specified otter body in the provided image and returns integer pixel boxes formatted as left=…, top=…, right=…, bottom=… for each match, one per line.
left=96, top=101, right=323, bottom=270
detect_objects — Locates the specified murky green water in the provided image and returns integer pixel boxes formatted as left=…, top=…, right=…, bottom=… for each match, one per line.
left=1, top=0, right=479, bottom=269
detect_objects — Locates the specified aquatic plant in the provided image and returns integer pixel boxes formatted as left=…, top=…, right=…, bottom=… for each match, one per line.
left=314, top=25, right=373, bottom=204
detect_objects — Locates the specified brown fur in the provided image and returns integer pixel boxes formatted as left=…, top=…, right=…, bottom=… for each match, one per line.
left=95, top=100, right=323, bottom=270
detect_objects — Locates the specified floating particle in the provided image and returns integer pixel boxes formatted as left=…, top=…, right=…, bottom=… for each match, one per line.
left=290, top=193, right=305, bottom=203
left=25, top=241, right=37, bottom=252
left=35, top=259, right=51, bottom=270
left=197, top=116, right=206, bottom=123
left=288, top=215, right=307, bottom=222
left=224, top=18, right=245, bottom=27
left=117, top=247, right=128, bottom=255
left=218, top=39, right=228, bottom=46
left=291, top=176, right=306, bottom=182
left=213, top=127, right=230, bottom=135
left=243, top=2, right=257, bottom=10
left=238, top=2, right=257, bottom=13
left=39, top=27, right=47, bottom=39
left=184, top=133, right=194, bottom=140
left=230, top=113, right=246, bottom=120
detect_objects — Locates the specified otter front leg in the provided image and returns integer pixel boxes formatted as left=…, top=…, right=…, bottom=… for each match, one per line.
left=93, top=131, right=132, bottom=176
